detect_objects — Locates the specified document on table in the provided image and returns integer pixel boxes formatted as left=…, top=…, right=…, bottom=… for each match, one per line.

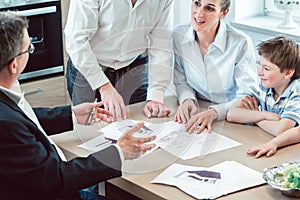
left=77, top=134, right=112, bottom=152
left=100, top=119, right=169, bottom=141
left=151, top=161, right=265, bottom=199
left=77, top=119, right=170, bottom=154
left=155, top=126, right=241, bottom=160
left=79, top=120, right=241, bottom=160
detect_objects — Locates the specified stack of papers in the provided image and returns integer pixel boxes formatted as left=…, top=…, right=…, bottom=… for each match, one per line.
left=151, top=161, right=265, bottom=199
left=78, top=120, right=241, bottom=160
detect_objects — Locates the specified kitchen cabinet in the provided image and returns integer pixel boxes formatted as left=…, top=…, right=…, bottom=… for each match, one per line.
left=20, top=76, right=70, bottom=107
left=19, top=0, right=72, bottom=108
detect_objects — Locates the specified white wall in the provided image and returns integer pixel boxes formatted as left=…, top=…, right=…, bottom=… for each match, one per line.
left=173, top=0, right=266, bottom=24
left=234, top=0, right=264, bottom=20
left=174, top=0, right=191, bottom=26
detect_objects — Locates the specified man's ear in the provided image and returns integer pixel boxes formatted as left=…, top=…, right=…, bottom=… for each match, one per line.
left=284, top=69, right=295, bottom=79
left=7, top=59, right=17, bottom=74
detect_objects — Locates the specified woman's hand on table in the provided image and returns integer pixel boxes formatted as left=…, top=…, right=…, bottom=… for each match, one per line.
left=174, top=99, right=197, bottom=124
left=185, top=109, right=218, bottom=134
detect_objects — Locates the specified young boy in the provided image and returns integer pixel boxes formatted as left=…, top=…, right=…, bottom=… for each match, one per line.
left=227, top=36, right=300, bottom=137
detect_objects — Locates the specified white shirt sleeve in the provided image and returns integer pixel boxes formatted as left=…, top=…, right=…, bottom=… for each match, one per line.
left=65, top=0, right=174, bottom=99
left=64, top=0, right=109, bottom=91
left=173, top=26, right=197, bottom=104
left=113, top=144, right=124, bottom=163
left=146, top=0, right=174, bottom=103
left=173, top=41, right=197, bottom=104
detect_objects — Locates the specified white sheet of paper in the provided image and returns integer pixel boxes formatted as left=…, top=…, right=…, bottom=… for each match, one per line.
left=155, top=122, right=241, bottom=160
left=151, top=161, right=265, bottom=199
left=100, top=120, right=241, bottom=160
left=98, top=120, right=180, bottom=158
left=77, top=134, right=112, bottom=152
left=100, top=119, right=176, bottom=141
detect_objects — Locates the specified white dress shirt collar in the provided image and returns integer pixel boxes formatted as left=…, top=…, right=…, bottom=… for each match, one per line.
left=181, top=20, right=227, bottom=53
left=0, top=84, right=23, bottom=104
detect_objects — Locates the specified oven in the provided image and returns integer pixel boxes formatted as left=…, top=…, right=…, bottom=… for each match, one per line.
left=0, top=0, right=64, bottom=82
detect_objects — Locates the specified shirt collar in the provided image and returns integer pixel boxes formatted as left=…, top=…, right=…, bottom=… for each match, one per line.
left=214, top=20, right=227, bottom=53
left=266, top=79, right=299, bottom=98
left=128, top=0, right=144, bottom=9
left=0, top=85, right=24, bottom=105
left=181, top=24, right=195, bottom=45
left=281, top=79, right=299, bottom=98
left=266, top=88, right=274, bottom=96
left=181, top=20, right=228, bottom=53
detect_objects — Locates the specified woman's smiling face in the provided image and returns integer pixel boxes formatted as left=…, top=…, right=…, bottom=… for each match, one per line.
left=191, top=0, right=226, bottom=33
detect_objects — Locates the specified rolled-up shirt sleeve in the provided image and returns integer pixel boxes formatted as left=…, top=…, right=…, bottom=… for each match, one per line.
left=64, top=0, right=109, bottom=91
left=147, top=0, right=174, bottom=103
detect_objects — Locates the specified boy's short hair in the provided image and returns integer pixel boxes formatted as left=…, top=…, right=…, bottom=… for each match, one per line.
left=0, top=11, right=28, bottom=71
left=257, top=36, right=300, bottom=81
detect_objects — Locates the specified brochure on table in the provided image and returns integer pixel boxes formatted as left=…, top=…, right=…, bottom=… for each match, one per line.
left=151, top=161, right=265, bottom=199
left=78, top=120, right=241, bottom=160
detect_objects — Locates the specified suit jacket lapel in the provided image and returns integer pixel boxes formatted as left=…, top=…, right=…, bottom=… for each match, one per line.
left=0, top=91, right=37, bottom=127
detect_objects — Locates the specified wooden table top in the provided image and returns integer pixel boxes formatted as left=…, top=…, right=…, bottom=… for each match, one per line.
left=51, top=96, right=300, bottom=200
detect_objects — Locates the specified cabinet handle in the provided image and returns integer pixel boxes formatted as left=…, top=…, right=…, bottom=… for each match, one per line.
left=24, top=88, right=43, bottom=95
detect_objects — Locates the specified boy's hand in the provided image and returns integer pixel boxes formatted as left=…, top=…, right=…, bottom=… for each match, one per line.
left=241, top=96, right=259, bottom=110
left=263, top=111, right=281, bottom=121
left=247, top=141, right=278, bottom=158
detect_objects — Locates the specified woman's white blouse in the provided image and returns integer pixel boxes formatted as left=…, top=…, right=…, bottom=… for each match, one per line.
left=173, top=21, right=258, bottom=120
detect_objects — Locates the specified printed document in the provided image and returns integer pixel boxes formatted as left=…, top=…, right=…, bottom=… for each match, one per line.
left=79, top=120, right=241, bottom=160
left=151, top=161, right=265, bottom=199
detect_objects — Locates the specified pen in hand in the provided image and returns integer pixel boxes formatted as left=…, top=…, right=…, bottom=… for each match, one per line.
left=86, top=98, right=98, bottom=125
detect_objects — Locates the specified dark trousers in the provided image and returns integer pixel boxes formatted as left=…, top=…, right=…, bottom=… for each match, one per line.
left=79, top=185, right=108, bottom=200
left=66, top=57, right=148, bottom=105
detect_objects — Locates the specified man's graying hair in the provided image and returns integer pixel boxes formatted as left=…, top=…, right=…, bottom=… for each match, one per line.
left=0, top=11, right=28, bottom=71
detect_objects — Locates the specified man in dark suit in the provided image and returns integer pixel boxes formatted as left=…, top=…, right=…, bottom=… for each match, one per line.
left=0, top=12, right=156, bottom=200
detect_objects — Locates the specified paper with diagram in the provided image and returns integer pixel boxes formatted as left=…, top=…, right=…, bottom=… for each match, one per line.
left=151, top=161, right=265, bottom=199
left=79, top=120, right=241, bottom=160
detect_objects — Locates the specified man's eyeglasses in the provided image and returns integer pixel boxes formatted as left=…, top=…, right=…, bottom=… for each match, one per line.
left=15, top=43, right=35, bottom=58
left=6, top=43, right=35, bottom=66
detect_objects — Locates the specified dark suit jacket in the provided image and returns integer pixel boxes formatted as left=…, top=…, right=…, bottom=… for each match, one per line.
left=0, top=91, right=122, bottom=200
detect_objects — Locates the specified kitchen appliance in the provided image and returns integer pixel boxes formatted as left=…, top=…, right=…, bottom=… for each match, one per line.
left=0, top=0, right=64, bottom=81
